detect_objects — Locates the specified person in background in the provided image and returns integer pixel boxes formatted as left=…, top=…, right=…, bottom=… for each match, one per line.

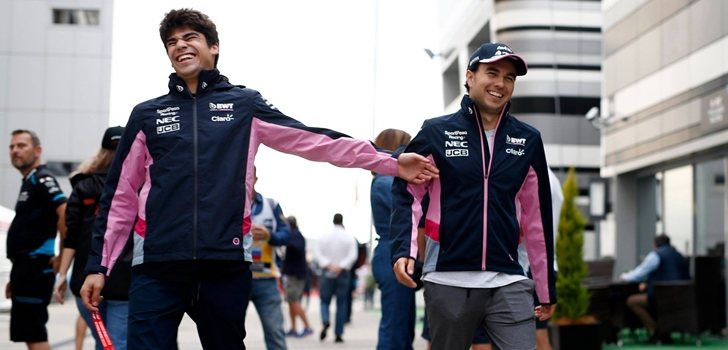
left=55, top=126, right=132, bottom=350
left=315, top=213, right=358, bottom=343
left=246, top=170, right=289, bottom=350
left=282, top=216, right=313, bottom=338
left=80, top=9, right=437, bottom=350
left=6, top=129, right=67, bottom=350
left=391, top=42, right=556, bottom=350
left=369, top=128, right=418, bottom=350
left=620, top=234, right=689, bottom=344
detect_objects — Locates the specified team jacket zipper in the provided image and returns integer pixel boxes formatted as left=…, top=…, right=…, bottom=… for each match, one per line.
left=192, top=94, right=199, bottom=259
left=473, top=106, right=506, bottom=271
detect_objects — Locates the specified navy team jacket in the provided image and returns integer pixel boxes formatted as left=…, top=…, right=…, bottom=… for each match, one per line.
left=87, top=69, right=399, bottom=276
left=390, top=95, right=556, bottom=305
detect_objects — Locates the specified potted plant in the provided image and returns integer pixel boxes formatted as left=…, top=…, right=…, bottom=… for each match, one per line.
left=549, top=167, right=601, bottom=350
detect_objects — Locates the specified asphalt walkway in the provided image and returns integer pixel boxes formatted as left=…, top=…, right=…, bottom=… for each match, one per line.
left=1, top=292, right=429, bottom=349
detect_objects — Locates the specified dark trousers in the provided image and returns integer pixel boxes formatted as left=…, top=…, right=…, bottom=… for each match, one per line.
left=371, top=241, right=416, bottom=350
left=128, top=268, right=252, bottom=349
left=319, top=270, right=351, bottom=337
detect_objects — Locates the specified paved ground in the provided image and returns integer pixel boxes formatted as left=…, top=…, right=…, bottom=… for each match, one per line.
left=1, top=291, right=429, bottom=349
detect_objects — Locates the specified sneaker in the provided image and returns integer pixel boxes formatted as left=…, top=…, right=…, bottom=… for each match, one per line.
left=335, top=335, right=344, bottom=343
left=285, top=329, right=298, bottom=337
left=300, top=328, right=314, bottom=337
left=320, top=322, right=330, bottom=341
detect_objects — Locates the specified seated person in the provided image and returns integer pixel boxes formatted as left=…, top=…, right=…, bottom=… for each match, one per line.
left=619, top=234, right=689, bottom=342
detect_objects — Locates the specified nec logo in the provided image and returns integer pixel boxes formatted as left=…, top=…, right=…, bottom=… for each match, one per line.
left=445, top=140, right=468, bottom=148
left=446, top=149, right=469, bottom=157
left=156, top=116, right=180, bottom=124
left=505, top=134, right=526, bottom=146
left=209, top=102, right=234, bottom=111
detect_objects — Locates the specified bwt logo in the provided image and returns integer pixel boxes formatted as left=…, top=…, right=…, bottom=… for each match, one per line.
left=209, top=102, right=234, bottom=111
left=156, top=116, right=180, bottom=124
left=506, top=135, right=526, bottom=146
left=445, top=140, right=468, bottom=148
left=446, top=149, right=468, bottom=157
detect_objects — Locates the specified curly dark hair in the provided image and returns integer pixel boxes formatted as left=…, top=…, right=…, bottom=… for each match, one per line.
left=159, top=8, right=220, bottom=66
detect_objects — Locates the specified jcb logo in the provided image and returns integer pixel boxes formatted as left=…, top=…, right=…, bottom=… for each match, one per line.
left=445, top=149, right=468, bottom=157
left=156, top=123, right=180, bottom=134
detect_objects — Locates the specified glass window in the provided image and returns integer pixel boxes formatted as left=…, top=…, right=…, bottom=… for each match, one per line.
left=695, top=158, right=725, bottom=256
left=662, top=165, right=694, bottom=255
left=52, top=9, right=100, bottom=25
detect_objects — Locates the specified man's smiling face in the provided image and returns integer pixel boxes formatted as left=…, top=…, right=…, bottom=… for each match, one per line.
left=165, top=26, right=219, bottom=82
left=466, top=59, right=517, bottom=118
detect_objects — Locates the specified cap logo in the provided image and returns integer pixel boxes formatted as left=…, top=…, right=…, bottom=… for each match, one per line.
left=469, top=56, right=480, bottom=67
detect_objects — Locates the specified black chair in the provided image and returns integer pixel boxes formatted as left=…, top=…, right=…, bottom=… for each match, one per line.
left=583, top=258, right=615, bottom=288
left=653, top=280, right=701, bottom=345
left=586, top=284, right=615, bottom=343
left=694, top=255, right=726, bottom=334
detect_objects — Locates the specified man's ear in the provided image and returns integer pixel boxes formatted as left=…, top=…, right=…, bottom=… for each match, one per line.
left=465, top=69, right=474, bottom=87
left=210, top=43, right=219, bottom=55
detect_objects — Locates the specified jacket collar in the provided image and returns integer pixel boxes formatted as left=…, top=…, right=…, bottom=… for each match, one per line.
left=167, top=69, right=226, bottom=96
left=459, top=94, right=512, bottom=126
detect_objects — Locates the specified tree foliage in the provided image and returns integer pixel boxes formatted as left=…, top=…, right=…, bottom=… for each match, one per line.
left=554, top=167, right=590, bottom=321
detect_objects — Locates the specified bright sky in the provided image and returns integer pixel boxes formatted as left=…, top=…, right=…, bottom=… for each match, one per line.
left=109, top=0, right=444, bottom=241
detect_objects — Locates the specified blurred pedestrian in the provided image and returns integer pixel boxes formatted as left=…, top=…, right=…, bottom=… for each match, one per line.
left=315, top=214, right=358, bottom=343
left=370, top=128, right=418, bottom=350
left=6, top=129, right=67, bottom=350
left=282, top=216, right=313, bottom=337
left=245, top=169, right=289, bottom=350
left=55, top=126, right=132, bottom=350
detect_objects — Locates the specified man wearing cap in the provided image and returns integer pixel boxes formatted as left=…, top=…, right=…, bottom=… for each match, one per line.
left=7, top=129, right=67, bottom=350
left=391, top=42, right=556, bottom=350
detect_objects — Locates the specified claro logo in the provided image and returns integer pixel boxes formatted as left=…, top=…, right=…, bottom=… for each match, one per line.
left=211, top=114, right=235, bottom=122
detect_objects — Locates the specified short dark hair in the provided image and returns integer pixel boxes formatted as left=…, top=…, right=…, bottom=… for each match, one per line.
left=654, top=234, right=671, bottom=247
left=11, top=129, right=41, bottom=147
left=159, top=9, right=220, bottom=66
left=333, top=213, right=343, bottom=225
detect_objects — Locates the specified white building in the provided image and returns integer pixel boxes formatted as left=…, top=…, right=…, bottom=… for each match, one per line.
left=1, top=0, right=114, bottom=208
left=601, top=0, right=727, bottom=330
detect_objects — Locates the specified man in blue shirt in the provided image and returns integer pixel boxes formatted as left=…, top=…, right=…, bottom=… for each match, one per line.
left=620, top=234, right=689, bottom=342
